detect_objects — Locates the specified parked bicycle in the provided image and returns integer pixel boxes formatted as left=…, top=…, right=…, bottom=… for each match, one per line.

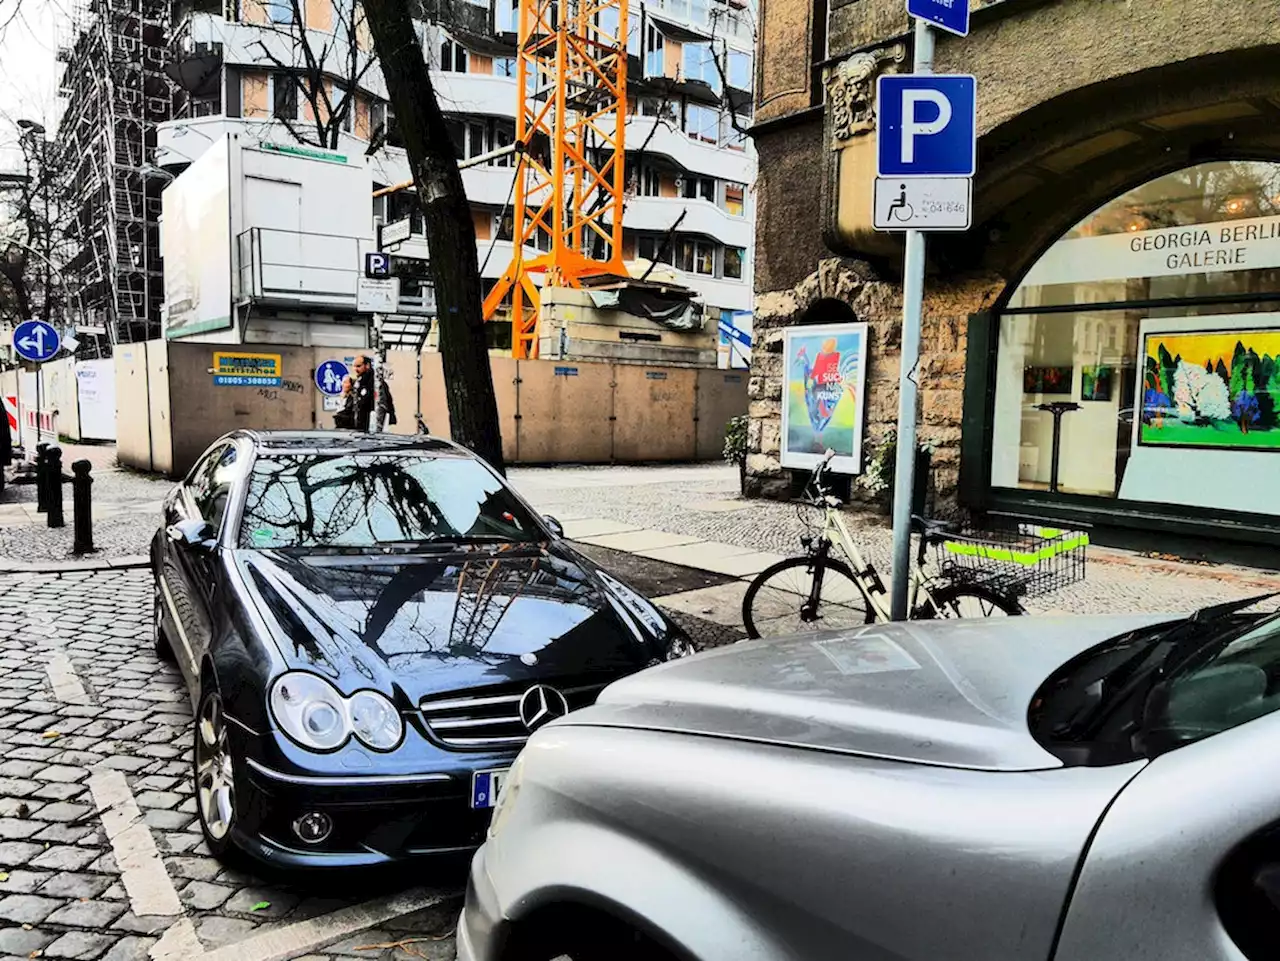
left=741, top=450, right=1088, bottom=639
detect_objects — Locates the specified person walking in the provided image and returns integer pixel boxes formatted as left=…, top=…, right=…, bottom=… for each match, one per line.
left=333, top=375, right=356, bottom=430
left=353, top=355, right=376, bottom=432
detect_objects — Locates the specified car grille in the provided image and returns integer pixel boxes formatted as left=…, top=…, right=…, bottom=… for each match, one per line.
left=418, top=676, right=613, bottom=751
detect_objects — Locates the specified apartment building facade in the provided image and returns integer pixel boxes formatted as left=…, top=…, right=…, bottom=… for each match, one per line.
left=152, top=0, right=757, bottom=351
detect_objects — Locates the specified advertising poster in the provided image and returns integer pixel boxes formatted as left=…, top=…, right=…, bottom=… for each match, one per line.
left=212, top=352, right=282, bottom=387
left=780, top=322, right=869, bottom=473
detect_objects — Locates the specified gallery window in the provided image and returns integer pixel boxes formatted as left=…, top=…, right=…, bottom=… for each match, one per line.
left=991, top=160, right=1280, bottom=519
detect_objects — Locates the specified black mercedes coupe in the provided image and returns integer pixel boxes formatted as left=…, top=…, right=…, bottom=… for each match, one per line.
left=151, top=431, right=691, bottom=871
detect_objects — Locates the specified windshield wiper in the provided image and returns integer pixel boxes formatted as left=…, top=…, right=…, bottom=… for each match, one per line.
left=1063, top=591, right=1279, bottom=741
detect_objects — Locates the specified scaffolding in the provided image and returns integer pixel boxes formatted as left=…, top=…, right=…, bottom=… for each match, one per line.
left=481, top=0, right=630, bottom=359
left=55, top=0, right=170, bottom=347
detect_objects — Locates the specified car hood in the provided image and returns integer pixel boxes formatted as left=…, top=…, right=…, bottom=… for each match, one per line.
left=233, top=544, right=662, bottom=700
left=564, top=613, right=1170, bottom=772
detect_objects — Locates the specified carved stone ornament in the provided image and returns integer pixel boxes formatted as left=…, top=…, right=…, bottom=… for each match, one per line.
left=825, top=44, right=908, bottom=145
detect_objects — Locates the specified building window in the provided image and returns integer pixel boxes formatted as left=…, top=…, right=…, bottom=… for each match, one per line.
left=595, top=4, right=619, bottom=42
left=682, top=42, right=721, bottom=92
left=677, top=238, right=715, bottom=275
left=496, top=57, right=517, bottom=78
left=492, top=124, right=514, bottom=165
left=271, top=73, right=298, bottom=120
left=441, top=37, right=469, bottom=72
left=684, top=103, right=719, bottom=144
left=723, top=182, right=745, bottom=216
left=638, top=97, right=677, bottom=125
left=638, top=234, right=675, bottom=265
left=332, top=0, right=354, bottom=29
left=990, top=159, right=1280, bottom=518
left=494, top=211, right=514, bottom=241
left=264, top=0, right=295, bottom=24
left=681, top=175, right=715, bottom=203
left=644, top=24, right=664, bottom=79
left=727, top=49, right=752, bottom=90
left=639, top=166, right=662, bottom=197
left=723, top=245, right=744, bottom=279
left=495, top=0, right=518, bottom=33
left=721, top=111, right=748, bottom=149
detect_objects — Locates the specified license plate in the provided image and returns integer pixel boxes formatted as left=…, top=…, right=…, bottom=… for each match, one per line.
left=471, top=769, right=509, bottom=810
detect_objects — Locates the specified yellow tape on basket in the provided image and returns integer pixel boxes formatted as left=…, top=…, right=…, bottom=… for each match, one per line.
left=942, top=531, right=1089, bottom=566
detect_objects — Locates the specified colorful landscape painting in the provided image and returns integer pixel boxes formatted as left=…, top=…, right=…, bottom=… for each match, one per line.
left=1141, top=328, right=1280, bottom=451
left=1023, top=365, right=1074, bottom=395
left=1081, top=365, right=1113, bottom=402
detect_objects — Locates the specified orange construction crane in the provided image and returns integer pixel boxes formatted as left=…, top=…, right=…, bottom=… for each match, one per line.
left=481, top=0, right=630, bottom=359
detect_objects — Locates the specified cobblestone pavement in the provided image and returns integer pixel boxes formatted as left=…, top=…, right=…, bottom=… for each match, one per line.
left=510, top=464, right=1277, bottom=614
left=1, top=445, right=172, bottom=566
left=0, top=570, right=459, bottom=961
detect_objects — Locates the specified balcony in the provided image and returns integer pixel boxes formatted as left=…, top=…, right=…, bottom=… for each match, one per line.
left=432, top=72, right=520, bottom=119
left=620, top=195, right=752, bottom=248
left=157, top=116, right=376, bottom=171
left=624, top=115, right=756, bottom=183
left=235, top=227, right=432, bottom=316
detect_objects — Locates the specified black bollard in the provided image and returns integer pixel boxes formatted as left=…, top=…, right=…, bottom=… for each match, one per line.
left=46, top=446, right=64, bottom=529
left=72, top=460, right=94, bottom=555
left=35, top=443, right=50, bottom=514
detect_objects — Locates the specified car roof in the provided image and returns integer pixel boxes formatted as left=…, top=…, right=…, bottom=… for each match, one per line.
left=234, top=430, right=469, bottom=457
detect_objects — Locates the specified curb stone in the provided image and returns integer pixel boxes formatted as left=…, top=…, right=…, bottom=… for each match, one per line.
left=0, top=554, right=150, bottom=576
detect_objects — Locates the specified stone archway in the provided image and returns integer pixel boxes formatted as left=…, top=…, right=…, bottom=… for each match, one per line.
left=746, top=256, right=1001, bottom=503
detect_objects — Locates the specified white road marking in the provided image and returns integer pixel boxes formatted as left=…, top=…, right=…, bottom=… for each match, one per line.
left=89, top=768, right=185, bottom=918
left=46, top=652, right=90, bottom=705
left=148, top=889, right=450, bottom=961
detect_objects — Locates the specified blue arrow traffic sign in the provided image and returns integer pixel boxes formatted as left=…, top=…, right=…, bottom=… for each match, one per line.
left=876, top=74, right=976, bottom=178
left=315, top=359, right=350, bottom=396
left=12, top=320, right=61, bottom=363
left=717, top=320, right=752, bottom=348
left=907, top=0, right=970, bottom=37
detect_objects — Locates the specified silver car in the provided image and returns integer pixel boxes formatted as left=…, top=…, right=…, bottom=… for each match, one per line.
left=457, top=596, right=1280, bottom=961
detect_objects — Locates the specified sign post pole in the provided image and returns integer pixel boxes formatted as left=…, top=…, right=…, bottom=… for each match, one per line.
left=888, top=18, right=936, bottom=621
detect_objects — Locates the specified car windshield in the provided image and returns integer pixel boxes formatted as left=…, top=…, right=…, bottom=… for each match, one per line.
left=237, top=452, right=543, bottom=549
left=1031, top=609, right=1280, bottom=764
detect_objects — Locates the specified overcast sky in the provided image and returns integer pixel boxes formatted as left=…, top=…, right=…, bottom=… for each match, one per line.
left=0, top=0, right=66, bottom=169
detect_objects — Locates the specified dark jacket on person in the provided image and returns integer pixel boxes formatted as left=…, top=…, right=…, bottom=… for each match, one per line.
left=355, top=368, right=376, bottom=431
left=333, top=392, right=357, bottom=430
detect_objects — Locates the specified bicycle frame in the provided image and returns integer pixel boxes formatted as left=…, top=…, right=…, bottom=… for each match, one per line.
left=816, top=505, right=945, bottom=623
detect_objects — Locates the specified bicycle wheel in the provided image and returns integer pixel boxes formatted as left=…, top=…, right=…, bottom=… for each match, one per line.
left=743, top=556, right=873, bottom=639
left=913, top=583, right=1024, bottom=620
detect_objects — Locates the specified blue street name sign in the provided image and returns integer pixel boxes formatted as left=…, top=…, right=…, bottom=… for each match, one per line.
left=907, top=0, right=970, bottom=37
left=315, top=360, right=350, bottom=396
left=717, top=320, right=752, bottom=347
left=12, top=320, right=60, bottom=363
left=876, top=74, right=977, bottom=178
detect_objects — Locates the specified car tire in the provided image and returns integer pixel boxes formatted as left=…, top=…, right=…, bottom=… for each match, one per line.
left=193, top=686, right=250, bottom=869
left=152, top=580, right=175, bottom=662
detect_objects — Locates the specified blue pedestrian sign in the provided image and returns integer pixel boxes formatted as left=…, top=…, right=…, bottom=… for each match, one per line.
left=907, top=0, right=970, bottom=37
left=876, top=75, right=977, bottom=178
left=12, top=320, right=60, bottom=363
left=315, top=360, right=350, bottom=396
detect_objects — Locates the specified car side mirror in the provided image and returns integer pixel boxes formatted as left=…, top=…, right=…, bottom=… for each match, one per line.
left=167, top=518, right=217, bottom=551
left=543, top=515, right=565, bottom=539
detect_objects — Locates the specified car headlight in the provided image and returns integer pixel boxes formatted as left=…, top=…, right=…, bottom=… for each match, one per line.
left=269, top=673, right=404, bottom=753
left=349, top=690, right=403, bottom=751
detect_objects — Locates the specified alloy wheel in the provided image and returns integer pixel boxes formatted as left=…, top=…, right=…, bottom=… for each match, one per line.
left=195, top=692, right=235, bottom=841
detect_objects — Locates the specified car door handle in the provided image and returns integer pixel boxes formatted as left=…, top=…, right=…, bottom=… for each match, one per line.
left=166, top=524, right=184, bottom=543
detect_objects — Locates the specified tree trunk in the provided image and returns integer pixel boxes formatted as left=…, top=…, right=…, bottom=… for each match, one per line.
left=360, top=0, right=506, bottom=473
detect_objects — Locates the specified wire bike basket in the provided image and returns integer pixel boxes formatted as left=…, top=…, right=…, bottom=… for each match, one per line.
left=931, top=522, right=1089, bottom=599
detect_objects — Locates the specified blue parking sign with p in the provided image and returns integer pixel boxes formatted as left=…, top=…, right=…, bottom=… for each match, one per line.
left=876, top=75, right=977, bottom=178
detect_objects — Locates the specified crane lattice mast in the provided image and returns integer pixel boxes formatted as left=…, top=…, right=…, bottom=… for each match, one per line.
left=481, top=0, right=630, bottom=359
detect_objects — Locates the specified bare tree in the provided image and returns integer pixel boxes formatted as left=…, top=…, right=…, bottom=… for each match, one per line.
left=249, top=0, right=380, bottom=151
left=360, top=0, right=505, bottom=473
left=0, top=121, right=69, bottom=329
